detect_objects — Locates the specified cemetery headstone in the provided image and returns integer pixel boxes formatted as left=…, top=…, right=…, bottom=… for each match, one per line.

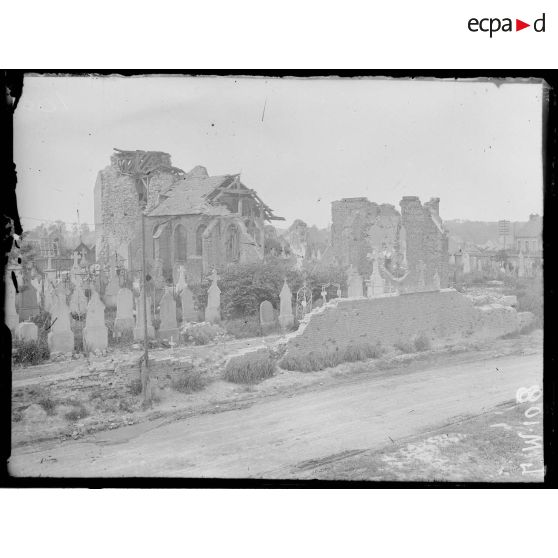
left=347, top=265, right=364, bottom=298
left=16, top=321, right=38, bottom=343
left=69, top=282, right=88, bottom=315
left=114, top=287, right=135, bottom=337
left=18, top=283, right=40, bottom=321
left=259, top=300, right=276, bottom=333
left=158, top=287, right=179, bottom=340
left=175, top=265, right=187, bottom=296
left=278, top=279, right=294, bottom=330
left=432, top=270, right=441, bottom=290
left=83, top=290, right=108, bottom=354
left=47, top=283, right=74, bottom=354
left=181, top=284, right=198, bottom=323
left=367, top=258, right=385, bottom=297
left=204, top=269, right=221, bottom=323
left=103, top=267, right=120, bottom=309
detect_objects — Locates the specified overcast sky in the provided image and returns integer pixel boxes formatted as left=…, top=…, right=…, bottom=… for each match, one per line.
left=14, top=75, right=544, bottom=231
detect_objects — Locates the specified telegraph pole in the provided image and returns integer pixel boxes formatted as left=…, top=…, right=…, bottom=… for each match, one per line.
left=140, top=201, right=151, bottom=406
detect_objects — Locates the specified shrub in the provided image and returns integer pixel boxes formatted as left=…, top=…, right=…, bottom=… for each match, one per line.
left=181, top=322, right=229, bottom=345
left=12, top=339, right=50, bottom=366
left=414, top=333, right=432, bottom=352
left=224, top=349, right=277, bottom=384
left=129, top=378, right=143, bottom=396
left=64, top=404, right=89, bottom=422
left=38, top=397, right=57, bottom=416
left=394, top=340, right=415, bottom=354
left=171, top=370, right=207, bottom=393
left=279, top=342, right=383, bottom=372
left=223, top=316, right=262, bottom=338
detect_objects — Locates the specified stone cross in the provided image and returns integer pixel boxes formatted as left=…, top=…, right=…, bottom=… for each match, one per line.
left=158, top=287, right=179, bottom=340
left=278, top=278, right=294, bottom=330
left=204, top=270, right=221, bottom=323
left=83, top=290, right=108, bottom=353
left=69, top=282, right=88, bottom=314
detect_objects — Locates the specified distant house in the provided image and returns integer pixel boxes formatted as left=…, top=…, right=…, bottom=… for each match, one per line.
left=514, top=214, right=542, bottom=254
left=74, top=241, right=96, bottom=266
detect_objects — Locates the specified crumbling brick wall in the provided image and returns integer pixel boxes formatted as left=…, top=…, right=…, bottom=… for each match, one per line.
left=282, top=289, right=520, bottom=361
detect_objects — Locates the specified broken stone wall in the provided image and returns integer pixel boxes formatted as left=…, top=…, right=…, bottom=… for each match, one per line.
left=282, top=289, right=520, bottom=362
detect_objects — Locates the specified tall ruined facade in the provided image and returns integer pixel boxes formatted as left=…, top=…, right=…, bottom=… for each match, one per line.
left=95, top=149, right=283, bottom=284
left=328, top=195, right=449, bottom=288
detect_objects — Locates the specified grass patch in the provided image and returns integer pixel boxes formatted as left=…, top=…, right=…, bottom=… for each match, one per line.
left=413, top=333, right=432, bottom=352
left=64, top=404, right=89, bottom=422
left=279, top=342, right=384, bottom=372
left=224, top=349, right=277, bottom=384
left=129, top=378, right=143, bottom=396
left=12, top=339, right=50, bottom=366
left=38, top=397, right=57, bottom=416
left=394, top=340, right=416, bottom=354
left=171, top=370, right=207, bottom=393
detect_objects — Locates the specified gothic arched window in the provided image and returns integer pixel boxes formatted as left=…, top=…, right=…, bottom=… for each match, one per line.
left=173, top=224, right=187, bottom=262
left=196, top=224, right=206, bottom=256
left=225, top=224, right=240, bottom=263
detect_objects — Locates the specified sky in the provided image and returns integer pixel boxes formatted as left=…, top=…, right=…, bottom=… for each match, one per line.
left=14, top=75, right=544, bottom=231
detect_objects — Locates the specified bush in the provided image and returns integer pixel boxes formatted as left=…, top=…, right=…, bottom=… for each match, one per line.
left=279, top=342, right=383, bottom=372
left=181, top=322, right=229, bottom=345
left=64, top=404, right=89, bottom=422
left=171, top=370, right=207, bottom=393
left=414, top=333, right=432, bottom=352
left=394, top=340, right=416, bottom=354
left=12, top=339, right=50, bottom=366
left=224, top=349, right=277, bottom=384
left=38, top=397, right=57, bottom=416
left=129, top=378, right=143, bottom=396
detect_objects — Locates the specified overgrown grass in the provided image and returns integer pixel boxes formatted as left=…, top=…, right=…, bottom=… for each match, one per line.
left=38, top=397, right=57, bottom=416
left=279, top=342, right=384, bottom=372
left=64, top=404, right=89, bottom=422
left=181, top=322, right=229, bottom=345
left=224, top=349, right=277, bottom=384
left=12, top=339, right=50, bottom=366
left=394, top=340, right=416, bottom=354
left=413, top=333, right=432, bottom=352
left=171, top=370, right=207, bottom=393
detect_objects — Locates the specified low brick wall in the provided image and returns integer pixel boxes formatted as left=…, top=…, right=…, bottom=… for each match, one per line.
left=283, top=289, right=519, bottom=361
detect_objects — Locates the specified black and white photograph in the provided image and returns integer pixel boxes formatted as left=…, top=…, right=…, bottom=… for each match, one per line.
left=3, top=73, right=547, bottom=482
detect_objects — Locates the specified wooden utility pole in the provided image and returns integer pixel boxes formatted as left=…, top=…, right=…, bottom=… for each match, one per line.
left=140, top=203, right=151, bottom=406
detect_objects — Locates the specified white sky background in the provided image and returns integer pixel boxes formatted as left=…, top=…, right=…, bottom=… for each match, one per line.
left=14, top=75, right=544, bottom=231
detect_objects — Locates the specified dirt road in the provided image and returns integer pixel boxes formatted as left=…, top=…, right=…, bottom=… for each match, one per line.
left=10, top=352, right=542, bottom=479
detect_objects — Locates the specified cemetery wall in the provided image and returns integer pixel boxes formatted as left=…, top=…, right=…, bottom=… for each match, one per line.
left=282, top=289, right=520, bottom=361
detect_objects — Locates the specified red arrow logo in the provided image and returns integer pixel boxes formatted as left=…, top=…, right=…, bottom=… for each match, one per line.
left=516, top=19, right=530, bottom=31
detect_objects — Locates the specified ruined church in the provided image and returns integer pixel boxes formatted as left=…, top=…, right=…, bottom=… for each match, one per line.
left=94, top=149, right=284, bottom=284
left=326, top=195, right=449, bottom=289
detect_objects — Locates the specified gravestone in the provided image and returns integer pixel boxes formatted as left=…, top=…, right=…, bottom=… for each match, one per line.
left=462, top=251, right=471, bottom=274
left=158, top=287, right=179, bottom=340
left=103, top=267, right=120, bottom=309
left=367, top=259, right=385, bottom=297
left=5, top=270, right=19, bottom=333
left=31, top=276, right=42, bottom=306
left=518, top=251, right=525, bottom=278
left=17, top=322, right=38, bottom=342
left=432, top=271, right=441, bottom=290
left=18, top=283, right=40, bottom=321
left=83, top=290, right=108, bottom=354
left=175, top=265, right=187, bottom=296
left=114, top=287, right=135, bottom=336
left=347, top=265, right=364, bottom=298
left=278, top=279, right=294, bottom=330
left=259, top=300, right=275, bottom=332
left=133, top=291, right=155, bottom=341
left=181, top=284, right=198, bottom=323
left=47, top=283, right=74, bottom=353
left=43, top=281, right=55, bottom=313
left=69, top=282, right=88, bottom=315
left=204, top=269, right=221, bottom=323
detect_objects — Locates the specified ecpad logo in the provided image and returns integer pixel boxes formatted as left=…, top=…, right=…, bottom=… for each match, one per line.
left=468, top=13, right=546, bottom=37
